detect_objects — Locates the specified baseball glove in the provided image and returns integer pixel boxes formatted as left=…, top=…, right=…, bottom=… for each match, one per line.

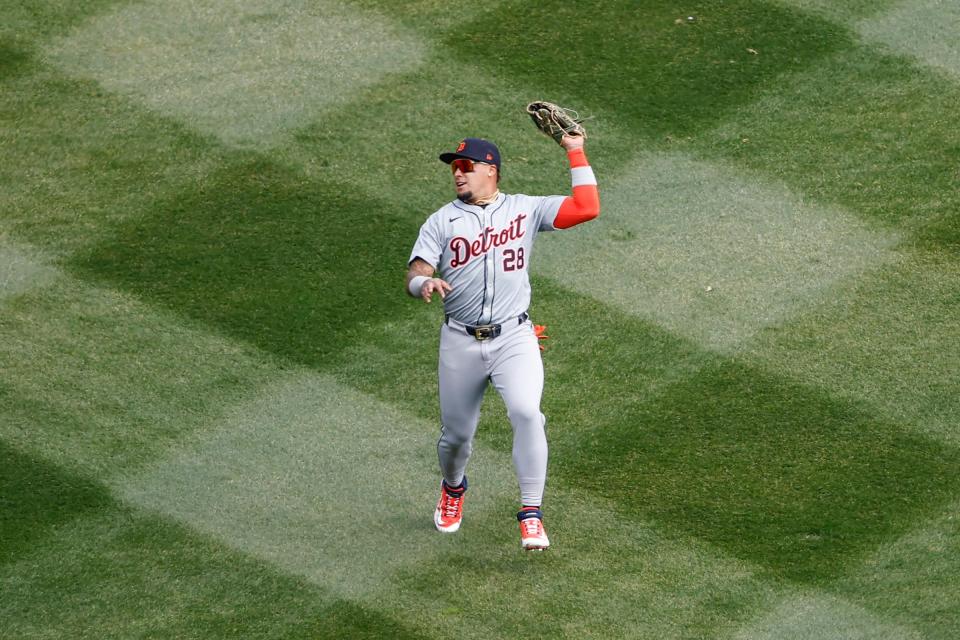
left=526, top=101, right=588, bottom=144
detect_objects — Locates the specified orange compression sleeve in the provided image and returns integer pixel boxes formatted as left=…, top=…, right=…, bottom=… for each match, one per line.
left=553, top=148, right=600, bottom=229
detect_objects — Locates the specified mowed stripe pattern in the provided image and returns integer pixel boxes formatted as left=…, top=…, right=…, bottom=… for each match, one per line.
left=2, top=1, right=960, bottom=638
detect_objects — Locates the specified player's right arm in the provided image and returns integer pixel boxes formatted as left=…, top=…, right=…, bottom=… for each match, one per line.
left=405, top=258, right=453, bottom=303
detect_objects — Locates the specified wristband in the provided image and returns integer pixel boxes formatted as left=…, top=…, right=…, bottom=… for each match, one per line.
left=408, top=275, right=430, bottom=297
left=571, top=165, right=597, bottom=187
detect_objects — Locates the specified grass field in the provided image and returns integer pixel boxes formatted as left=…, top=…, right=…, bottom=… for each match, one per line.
left=2, top=1, right=959, bottom=638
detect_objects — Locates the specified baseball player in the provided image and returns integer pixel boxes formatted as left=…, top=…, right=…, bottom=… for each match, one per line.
left=405, top=132, right=599, bottom=550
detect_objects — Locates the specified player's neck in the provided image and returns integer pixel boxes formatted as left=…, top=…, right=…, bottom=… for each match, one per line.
left=470, top=189, right=500, bottom=207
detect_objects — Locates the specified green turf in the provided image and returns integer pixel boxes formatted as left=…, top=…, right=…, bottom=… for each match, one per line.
left=0, top=66, right=226, bottom=257
left=732, top=592, right=923, bottom=640
left=532, top=150, right=898, bottom=350
left=698, top=44, right=960, bottom=242
left=0, top=38, right=30, bottom=78
left=835, top=497, right=960, bottom=638
left=444, top=0, right=850, bottom=140
left=855, top=1, right=960, bottom=79
left=71, top=158, right=417, bottom=368
left=0, top=239, right=57, bottom=299
left=115, top=369, right=470, bottom=600
left=0, top=0, right=129, bottom=41
left=384, top=488, right=780, bottom=639
left=0, top=441, right=110, bottom=566
left=1, top=506, right=422, bottom=639
left=745, top=247, right=960, bottom=447
left=45, top=0, right=428, bottom=150
left=279, top=52, right=603, bottom=216
left=3, top=0, right=960, bottom=637
left=558, top=357, right=960, bottom=583
left=774, top=0, right=899, bottom=22
left=0, top=276, right=279, bottom=475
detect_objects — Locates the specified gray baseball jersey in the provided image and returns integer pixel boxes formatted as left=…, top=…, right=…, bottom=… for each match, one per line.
left=409, top=193, right=566, bottom=326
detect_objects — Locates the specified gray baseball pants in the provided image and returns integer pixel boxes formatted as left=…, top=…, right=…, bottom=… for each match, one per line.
left=436, top=317, right=547, bottom=507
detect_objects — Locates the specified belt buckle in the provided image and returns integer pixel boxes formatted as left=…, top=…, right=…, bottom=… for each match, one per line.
left=473, top=325, right=497, bottom=341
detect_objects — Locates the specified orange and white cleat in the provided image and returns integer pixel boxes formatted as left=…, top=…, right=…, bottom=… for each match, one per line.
left=434, top=479, right=466, bottom=533
left=518, top=508, right=550, bottom=550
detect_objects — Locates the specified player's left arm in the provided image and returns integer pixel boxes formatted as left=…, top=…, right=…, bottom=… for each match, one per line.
left=553, top=134, right=599, bottom=229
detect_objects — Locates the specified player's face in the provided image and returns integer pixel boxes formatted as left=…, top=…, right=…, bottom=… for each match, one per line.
left=451, top=158, right=497, bottom=203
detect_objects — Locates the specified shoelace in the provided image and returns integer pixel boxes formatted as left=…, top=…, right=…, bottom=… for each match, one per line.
left=521, top=517, right=543, bottom=537
left=441, top=492, right=463, bottom=518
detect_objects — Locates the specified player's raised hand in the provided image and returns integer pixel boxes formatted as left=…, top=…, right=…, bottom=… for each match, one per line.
left=560, top=133, right=585, bottom=151
left=421, top=278, right=453, bottom=303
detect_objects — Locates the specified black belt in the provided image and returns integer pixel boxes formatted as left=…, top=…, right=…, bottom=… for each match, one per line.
left=446, top=312, right=529, bottom=341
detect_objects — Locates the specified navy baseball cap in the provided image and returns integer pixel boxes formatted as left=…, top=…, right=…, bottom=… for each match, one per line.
left=439, top=137, right=501, bottom=169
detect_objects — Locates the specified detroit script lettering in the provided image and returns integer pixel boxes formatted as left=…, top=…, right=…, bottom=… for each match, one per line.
left=449, top=213, right=527, bottom=268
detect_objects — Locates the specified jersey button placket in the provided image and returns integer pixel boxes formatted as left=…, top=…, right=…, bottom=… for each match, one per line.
left=485, top=253, right=495, bottom=322
left=481, top=212, right=494, bottom=324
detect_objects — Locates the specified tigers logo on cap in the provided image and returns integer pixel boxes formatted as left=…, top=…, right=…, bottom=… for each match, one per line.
left=439, top=137, right=502, bottom=169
